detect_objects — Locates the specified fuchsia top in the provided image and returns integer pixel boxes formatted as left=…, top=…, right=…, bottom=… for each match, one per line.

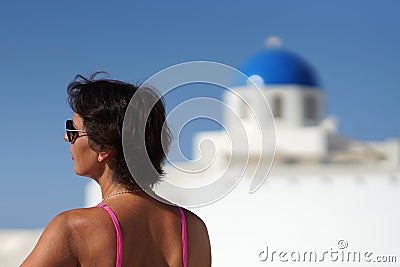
left=97, top=203, right=188, bottom=267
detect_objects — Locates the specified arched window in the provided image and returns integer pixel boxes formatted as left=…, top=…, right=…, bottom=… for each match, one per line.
left=304, top=95, right=317, bottom=121
left=272, top=95, right=283, bottom=118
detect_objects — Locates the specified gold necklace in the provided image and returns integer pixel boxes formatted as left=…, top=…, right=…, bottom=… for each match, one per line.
left=102, top=189, right=142, bottom=202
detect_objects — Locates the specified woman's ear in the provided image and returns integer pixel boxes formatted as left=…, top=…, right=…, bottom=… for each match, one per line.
left=97, top=147, right=114, bottom=163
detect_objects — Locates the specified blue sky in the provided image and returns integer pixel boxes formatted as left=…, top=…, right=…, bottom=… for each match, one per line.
left=1, top=0, right=399, bottom=228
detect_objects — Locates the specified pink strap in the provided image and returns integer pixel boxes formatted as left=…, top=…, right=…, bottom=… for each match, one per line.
left=97, top=204, right=123, bottom=267
left=178, top=207, right=188, bottom=267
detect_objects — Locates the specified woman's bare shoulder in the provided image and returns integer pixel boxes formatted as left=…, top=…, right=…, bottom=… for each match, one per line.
left=21, top=206, right=116, bottom=266
left=181, top=208, right=212, bottom=267
left=20, top=207, right=102, bottom=266
left=181, top=208, right=208, bottom=229
left=43, top=206, right=112, bottom=243
left=57, top=206, right=108, bottom=226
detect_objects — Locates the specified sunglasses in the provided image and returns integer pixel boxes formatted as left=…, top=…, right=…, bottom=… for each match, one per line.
left=66, top=119, right=88, bottom=143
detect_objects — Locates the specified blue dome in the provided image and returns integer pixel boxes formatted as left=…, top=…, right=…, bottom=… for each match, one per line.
left=233, top=48, right=319, bottom=87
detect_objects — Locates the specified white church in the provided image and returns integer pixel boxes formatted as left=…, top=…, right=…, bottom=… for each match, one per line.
left=157, top=39, right=400, bottom=266
left=1, top=39, right=399, bottom=266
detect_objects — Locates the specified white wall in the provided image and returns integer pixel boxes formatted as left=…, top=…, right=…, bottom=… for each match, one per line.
left=0, top=229, right=42, bottom=266
left=193, top=173, right=400, bottom=266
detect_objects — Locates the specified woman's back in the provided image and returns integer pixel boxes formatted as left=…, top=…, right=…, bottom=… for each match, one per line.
left=67, top=193, right=210, bottom=266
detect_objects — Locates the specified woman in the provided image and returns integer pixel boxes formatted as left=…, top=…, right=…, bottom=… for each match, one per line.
left=22, top=73, right=211, bottom=266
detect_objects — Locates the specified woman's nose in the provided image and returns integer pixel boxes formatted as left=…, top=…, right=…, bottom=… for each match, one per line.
left=64, top=133, right=69, bottom=142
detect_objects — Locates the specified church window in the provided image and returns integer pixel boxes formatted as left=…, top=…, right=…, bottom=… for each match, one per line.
left=272, top=95, right=283, bottom=118
left=304, top=95, right=317, bottom=120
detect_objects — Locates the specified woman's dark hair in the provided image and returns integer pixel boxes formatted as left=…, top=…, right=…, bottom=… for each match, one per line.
left=67, top=72, right=172, bottom=189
